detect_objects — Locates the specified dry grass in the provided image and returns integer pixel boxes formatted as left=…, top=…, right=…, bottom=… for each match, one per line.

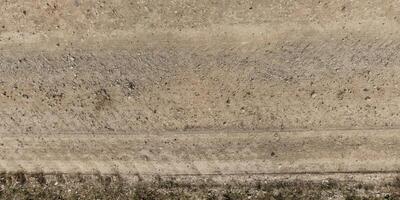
left=0, top=173, right=398, bottom=200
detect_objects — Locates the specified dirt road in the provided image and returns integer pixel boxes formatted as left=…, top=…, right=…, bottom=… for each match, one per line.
left=0, top=0, right=400, bottom=198
left=0, top=129, right=398, bottom=175
left=2, top=1, right=400, bottom=134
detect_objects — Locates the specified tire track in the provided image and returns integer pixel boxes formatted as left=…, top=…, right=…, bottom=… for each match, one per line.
left=0, top=129, right=398, bottom=176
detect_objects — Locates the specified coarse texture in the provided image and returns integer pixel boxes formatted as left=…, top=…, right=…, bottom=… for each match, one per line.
left=0, top=0, right=400, bottom=133
left=1, top=0, right=400, bottom=198
left=0, top=173, right=399, bottom=200
left=0, top=129, right=398, bottom=175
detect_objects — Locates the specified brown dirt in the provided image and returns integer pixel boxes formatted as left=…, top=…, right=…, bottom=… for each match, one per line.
left=1, top=0, right=400, bottom=133
left=0, top=129, right=398, bottom=175
left=1, top=0, right=400, bottom=198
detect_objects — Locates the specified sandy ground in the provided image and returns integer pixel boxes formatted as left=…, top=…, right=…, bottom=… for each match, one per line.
left=0, top=129, right=399, bottom=175
left=0, top=0, right=400, bottom=198
left=2, top=0, right=400, bottom=133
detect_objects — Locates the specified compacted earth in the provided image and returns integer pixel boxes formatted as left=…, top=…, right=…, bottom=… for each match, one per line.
left=0, top=0, right=400, bottom=199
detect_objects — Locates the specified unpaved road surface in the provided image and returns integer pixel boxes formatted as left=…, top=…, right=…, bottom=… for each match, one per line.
left=1, top=129, right=399, bottom=199
left=0, top=0, right=400, bottom=199
left=1, top=129, right=399, bottom=175
left=3, top=0, right=400, bottom=133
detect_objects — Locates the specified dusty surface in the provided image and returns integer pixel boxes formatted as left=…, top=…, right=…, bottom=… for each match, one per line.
left=1, top=0, right=400, bottom=198
left=0, top=129, right=398, bottom=175
left=1, top=0, right=400, bottom=133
